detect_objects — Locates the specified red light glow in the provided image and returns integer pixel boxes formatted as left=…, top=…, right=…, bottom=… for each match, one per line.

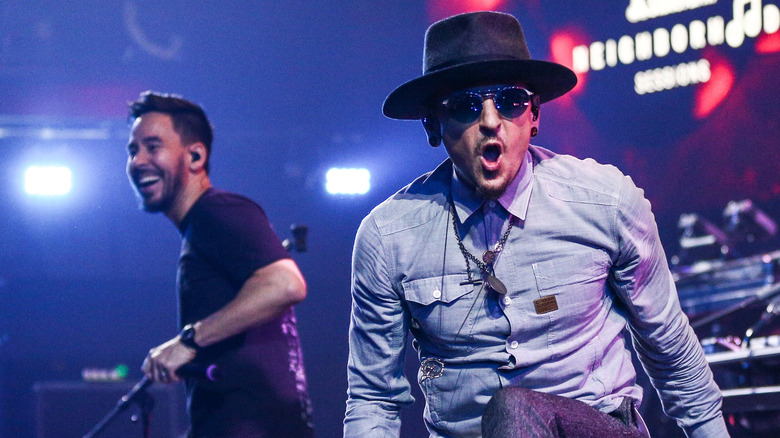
left=756, top=32, right=780, bottom=54
left=426, top=0, right=508, bottom=22
left=550, top=29, right=588, bottom=96
left=693, top=51, right=734, bottom=119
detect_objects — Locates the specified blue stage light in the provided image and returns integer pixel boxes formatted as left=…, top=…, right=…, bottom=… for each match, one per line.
left=326, top=168, right=370, bottom=195
left=24, top=165, right=72, bottom=196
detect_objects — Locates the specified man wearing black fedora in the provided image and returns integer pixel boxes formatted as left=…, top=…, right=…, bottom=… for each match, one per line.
left=344, top=11, right=728, bottom=438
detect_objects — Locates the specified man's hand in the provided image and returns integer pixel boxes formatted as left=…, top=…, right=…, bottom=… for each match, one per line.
left=141, top=336, right=197, bottom=383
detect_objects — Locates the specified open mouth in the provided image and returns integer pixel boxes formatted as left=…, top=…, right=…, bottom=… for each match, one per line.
left=481, top=144, right=502, bottom=171
left=134, top=174, right=161, bottom=192
left=483, top=145, right=501, bottom=163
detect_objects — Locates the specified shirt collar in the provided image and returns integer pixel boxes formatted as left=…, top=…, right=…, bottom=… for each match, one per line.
left=451, top=150, right=533, bottom=222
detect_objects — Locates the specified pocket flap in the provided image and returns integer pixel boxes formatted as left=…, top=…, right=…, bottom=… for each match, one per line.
left=402, top=275, right=474, bottom=306
left=532, top=251, right=609, bottom=291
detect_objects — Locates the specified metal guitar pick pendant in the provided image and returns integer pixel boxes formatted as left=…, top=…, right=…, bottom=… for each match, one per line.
left=482, top=250, right=497, bottom=265
left=486, top=275, right=507, bottom=295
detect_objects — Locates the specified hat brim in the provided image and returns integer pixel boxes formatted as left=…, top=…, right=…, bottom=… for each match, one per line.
left=383, top=59, right=577, bottom=120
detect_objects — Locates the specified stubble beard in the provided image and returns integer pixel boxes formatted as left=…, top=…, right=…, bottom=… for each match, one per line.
left=473, top=164, right=511, bottom=200
left=136, top=159, right=186, bottom=214
left=475, top=178, right=508, bottom=200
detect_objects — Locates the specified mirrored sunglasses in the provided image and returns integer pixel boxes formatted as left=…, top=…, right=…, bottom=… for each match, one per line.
left=440, top=86, right=534, bottom=124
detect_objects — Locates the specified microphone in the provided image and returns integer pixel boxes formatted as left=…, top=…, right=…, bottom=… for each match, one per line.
left=282, top=224, right=308, bottom=253
left=175, top=363, right=222, bottom=381
left=291, top=224, right=308, bottom=253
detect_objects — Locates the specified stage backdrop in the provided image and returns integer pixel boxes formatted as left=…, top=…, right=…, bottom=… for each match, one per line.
left=0, top=1, right=778, bottom=437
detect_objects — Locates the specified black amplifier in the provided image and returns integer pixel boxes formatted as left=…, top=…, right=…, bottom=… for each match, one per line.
left=34, top=380, right=187, bottom=438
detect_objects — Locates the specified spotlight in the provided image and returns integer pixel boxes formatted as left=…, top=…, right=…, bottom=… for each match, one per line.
left=325, top=168, right=370, bottom=195
left=24, top=165, right=72, bottom=196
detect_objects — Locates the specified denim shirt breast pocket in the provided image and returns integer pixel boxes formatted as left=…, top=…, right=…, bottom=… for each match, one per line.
left=531, top=249, right=611, bottom=315
left=402, top=274, right=480, bottom=354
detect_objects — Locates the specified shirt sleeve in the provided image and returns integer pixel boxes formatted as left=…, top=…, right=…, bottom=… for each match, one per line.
left=189, top=195, right=289, bottom=287
left=608, top=175, right=728, bottom=438
left=344, top=215, right=415, bottom=437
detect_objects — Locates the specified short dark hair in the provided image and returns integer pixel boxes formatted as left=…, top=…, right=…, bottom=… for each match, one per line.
left=128, top=91, right=214, bottom=173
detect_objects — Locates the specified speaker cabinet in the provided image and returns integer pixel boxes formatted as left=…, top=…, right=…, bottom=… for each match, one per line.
left=34, top=381, right=187, bottom=438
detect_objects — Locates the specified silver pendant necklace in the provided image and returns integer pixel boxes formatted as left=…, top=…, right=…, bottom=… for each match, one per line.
left=449, top=202, right=514, bottom=295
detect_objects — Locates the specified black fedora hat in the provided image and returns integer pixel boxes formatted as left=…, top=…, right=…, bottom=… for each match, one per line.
left=383, top=11, right=577, bottom=120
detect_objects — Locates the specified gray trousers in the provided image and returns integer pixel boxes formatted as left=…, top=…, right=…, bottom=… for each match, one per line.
left=481, top=387, right=649, bottom=438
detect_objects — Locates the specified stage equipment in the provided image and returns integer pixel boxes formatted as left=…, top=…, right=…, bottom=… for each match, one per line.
left=672, top=199, right=780, bottom=325
left=672, top=199, right=778, bottom=268
left=674, top=250, right=780, bottom=326
left=672, top=213, right=732, bottom=267
left=681, top=260, right=780, bottom=437
left=702, top=335, right=780, bottom=437
left=34, top=380, right=185, bottom=438
left=670, top=199, right=780, bottom=436
left=82, top=377, right=153, bottom=438
left=723, top=199, right=778, bottom=246
left=281, top=224, right=308, bottom=253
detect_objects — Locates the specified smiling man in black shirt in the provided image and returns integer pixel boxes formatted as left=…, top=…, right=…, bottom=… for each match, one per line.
left=125, top=91, right=313, bottom=437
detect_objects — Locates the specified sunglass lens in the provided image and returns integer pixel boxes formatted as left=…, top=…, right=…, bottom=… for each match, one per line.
left=447, top=93, right=482, bottom=123
left=494, top=89, right=529, bottom=118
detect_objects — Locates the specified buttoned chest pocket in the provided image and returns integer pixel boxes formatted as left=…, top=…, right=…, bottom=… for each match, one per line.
left=402, top=275, right=480, bottom=353
left=531, top=250, right=610, bottom=308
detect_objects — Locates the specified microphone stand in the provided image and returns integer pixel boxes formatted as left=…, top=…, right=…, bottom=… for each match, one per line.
left=82, top=376, right=155, bottom=438
left=743, top=294, right=780, bottom=348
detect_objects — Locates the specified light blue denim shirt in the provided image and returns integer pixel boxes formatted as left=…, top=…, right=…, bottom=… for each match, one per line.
left=345, top=146, right=727, bottom=438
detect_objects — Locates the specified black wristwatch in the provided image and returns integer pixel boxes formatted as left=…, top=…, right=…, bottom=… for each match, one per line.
left=179, top=323, right=201, bottom=351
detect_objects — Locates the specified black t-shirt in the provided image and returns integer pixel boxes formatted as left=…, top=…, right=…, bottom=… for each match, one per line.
left=177, top=188, right=313, bottom=437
